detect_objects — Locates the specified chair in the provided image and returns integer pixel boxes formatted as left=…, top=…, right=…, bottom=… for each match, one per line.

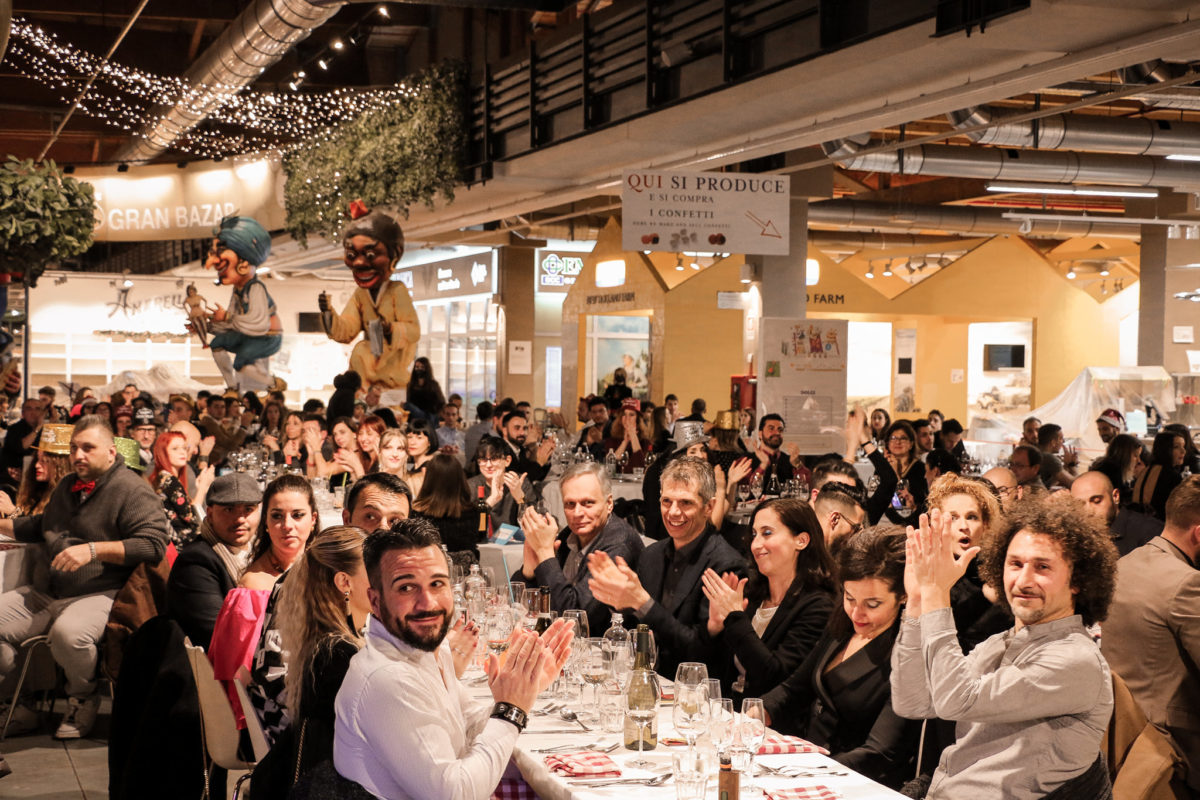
left=184, top=642, right=255, bottom=800
left=2, top=634, right=56, bottom=740
left=1105, top=671, right=1189, bottom=800
left=233, top=666, right=270, bottom=762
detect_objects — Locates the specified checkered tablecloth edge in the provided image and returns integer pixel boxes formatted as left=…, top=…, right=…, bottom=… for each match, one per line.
left=544, top=750, right=622, bottom=777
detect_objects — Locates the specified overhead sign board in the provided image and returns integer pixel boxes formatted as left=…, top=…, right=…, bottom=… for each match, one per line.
left=392, top=251, right=496, bottom=302
left=75, top=158, right=286, bottom=243
left=621, top=169, right=791, bottom=256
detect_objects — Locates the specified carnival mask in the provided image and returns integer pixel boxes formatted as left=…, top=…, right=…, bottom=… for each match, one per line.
left=206, top=238, right=253, bottom=288
left=344, top=234, right=394, bottom=291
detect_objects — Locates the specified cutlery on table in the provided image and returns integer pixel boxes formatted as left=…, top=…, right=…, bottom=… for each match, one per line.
left=568, top=772, right=672, bottom=787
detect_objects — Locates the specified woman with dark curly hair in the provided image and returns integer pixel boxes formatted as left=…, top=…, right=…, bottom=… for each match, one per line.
left=700, top=498, right=835, bottom=704
left=761, top=526, right=919, bottom=789
left=893, top=499, right=1118, bottom=799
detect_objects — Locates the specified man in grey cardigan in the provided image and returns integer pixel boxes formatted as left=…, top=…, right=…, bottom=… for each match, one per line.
left=0, top=415, right=168, bottom=739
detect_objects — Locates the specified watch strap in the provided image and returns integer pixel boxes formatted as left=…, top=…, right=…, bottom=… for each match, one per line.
left=490, top=701, right=528, bottom=732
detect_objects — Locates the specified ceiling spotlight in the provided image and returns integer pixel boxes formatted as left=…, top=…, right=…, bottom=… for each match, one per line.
left=1066, top=268, right=1077, bottom=279
left=1100, top=266, right=1110, bottom=276
left=882, top=259, right=893, bottom=277
left=318, top=58, right=330, bottom=70
left=865, top=263, right=876, bottom=279
left=376, top=4, right=389, bottom=17
left=297, top=70, right=306, bottom=79
left=288, top=81, right=299, bottom=91
left=116, top=163, right=129, bottom=173
left=739, top=263, right=755, bottom=284
left=331, top=39, right=345, bottom=51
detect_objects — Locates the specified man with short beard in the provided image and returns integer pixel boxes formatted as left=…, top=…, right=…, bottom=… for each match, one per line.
left=1071, top=470, right=1161, bottom=556
left=334, top=520, right=573, bottom=798
left=750, top=413, right=802, bottom=488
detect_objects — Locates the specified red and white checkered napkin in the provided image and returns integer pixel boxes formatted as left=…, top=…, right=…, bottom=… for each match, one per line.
left=766, top=786, right=842, bottom=800
left=757, top=734, right=830, bottom=756
left=544, top=750, right=622, bottom=777
left=491, top=776, right=537, bottom=800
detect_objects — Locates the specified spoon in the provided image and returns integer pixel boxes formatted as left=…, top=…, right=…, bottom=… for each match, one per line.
left=560, top=709, right=591, bottom=731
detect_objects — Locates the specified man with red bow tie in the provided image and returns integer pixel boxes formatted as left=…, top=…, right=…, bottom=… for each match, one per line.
left=0, top=415, right=168, bottom=739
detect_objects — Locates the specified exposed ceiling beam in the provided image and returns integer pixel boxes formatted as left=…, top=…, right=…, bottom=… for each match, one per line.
left=13, top=0, right=241, bottom=23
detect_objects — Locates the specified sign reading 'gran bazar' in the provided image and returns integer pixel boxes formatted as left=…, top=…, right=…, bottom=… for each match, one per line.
left=620, top=169, right=791, bottom=256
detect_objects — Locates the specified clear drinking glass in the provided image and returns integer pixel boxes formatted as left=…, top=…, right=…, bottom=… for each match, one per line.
left=672, top=683, right=710, bottom=752
left=580, top=638, right=609, bottom=721
left=672, top=749, right=712, bottom=800
left=562, top=609, right=589, bottom=639
left=675, top=662, right=709, bottom=688
left=739, top=698, right=767, bottom=795
left=710, top=697, right=735, bottom=755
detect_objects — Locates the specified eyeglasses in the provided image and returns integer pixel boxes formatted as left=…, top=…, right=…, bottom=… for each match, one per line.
left=888, top=436, right=912, bottom=443
left=831, top=513, right=866, bottom=535
left=477, top=457, right=507, bottom=466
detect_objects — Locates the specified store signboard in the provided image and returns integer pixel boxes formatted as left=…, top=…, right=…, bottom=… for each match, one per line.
left=536, top=250, right=585, bottom=293
left=74, top=158, right=286, bottom=243
left=620, top=168, right=791, bottom=256
left=392, top=251, right=496, bottom=302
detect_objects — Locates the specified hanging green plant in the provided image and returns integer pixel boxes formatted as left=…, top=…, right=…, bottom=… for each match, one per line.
left=0, top=155, right=97, bottom=287
left=283, top=62, right=467, bottom=243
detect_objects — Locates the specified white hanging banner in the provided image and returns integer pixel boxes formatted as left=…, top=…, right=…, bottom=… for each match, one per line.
left=621, top=169, right=791, bottom=256
left=757, top=317, right=848, bottom=455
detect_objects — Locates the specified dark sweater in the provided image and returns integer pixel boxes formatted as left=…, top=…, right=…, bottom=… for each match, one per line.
left=12, top=461, right=169, bottom=597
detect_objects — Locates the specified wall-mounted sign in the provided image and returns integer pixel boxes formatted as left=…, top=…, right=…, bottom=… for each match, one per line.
left=74, top=159, right=286, bottom=243
left=537, top=251, right=585, bottom=292
left=621, top=168, right=792, bottom=256
left=392, top=251, right=496, bottom=302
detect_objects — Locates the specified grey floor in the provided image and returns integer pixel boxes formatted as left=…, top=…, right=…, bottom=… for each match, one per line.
left=1, top=696, right=111, bottom=800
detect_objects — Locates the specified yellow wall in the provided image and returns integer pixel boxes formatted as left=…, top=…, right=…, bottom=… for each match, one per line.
left=808, top=235, right=1130, bottom=420
left=662, top=257, right=749, bottom=414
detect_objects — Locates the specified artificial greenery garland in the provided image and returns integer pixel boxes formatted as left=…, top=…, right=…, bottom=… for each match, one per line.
left=0, top=155, right=96, bottom=287
left=282, top=62, right=467, bottom=243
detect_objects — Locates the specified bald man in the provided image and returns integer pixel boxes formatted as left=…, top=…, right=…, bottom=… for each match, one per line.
left=1071, top=471, right=1160, bottom=556
left=981, top=467, right=1017, bottom=509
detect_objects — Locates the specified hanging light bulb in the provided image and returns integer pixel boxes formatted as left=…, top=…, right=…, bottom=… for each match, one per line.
left=865, top=262, right=876, bottom=279
left=1099, top=266, right=1110, bottom=276
left=377, top=4, right=390, bottom=17
left=1066, top=268, right=1077, bottom=279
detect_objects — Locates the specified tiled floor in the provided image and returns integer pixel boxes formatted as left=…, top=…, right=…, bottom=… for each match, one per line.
left=1, top=698, right=111, bottom=800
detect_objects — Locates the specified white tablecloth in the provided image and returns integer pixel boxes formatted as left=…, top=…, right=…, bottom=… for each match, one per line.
left=541, top=477, right=644, bottom=529
left=506, top=694, right=906, bottom=800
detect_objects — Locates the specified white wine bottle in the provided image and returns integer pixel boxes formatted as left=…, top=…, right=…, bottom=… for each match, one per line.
left=624, top=624, right=658, bottom=750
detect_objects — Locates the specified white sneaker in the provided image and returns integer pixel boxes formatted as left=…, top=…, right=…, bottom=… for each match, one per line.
left=0, top=702, right=39, bottom=737
left=54, top=695, right=100, bottom=740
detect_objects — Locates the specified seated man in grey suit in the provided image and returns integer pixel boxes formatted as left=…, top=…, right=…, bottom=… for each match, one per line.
left=1103, top=475, right=1200, bottom=794
left=515, top=462, right=644, bottom=636
left=589, top=457, right=746, bottom=678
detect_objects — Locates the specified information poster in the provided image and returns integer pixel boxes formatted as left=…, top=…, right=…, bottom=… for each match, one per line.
left=758, top=317, right=848, bottom=454
left=621, top=169, right=791, bottom=256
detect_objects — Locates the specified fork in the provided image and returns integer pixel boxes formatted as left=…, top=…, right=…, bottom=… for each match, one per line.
left=568, top=772, right=672, bottom=787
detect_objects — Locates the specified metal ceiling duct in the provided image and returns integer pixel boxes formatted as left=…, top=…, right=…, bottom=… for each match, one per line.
left=116, top=0, right=344, bottom=162
left=806, top=231, right=981, bottom=250
left=821, top=140, right=1200, bottom=190
left=946, top=106, right=1200, bottom=156
left=807, top=200, right=1140, bottom=240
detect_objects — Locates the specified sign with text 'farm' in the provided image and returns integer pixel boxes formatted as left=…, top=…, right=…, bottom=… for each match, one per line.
left=621, top=169, right=791, bottom=256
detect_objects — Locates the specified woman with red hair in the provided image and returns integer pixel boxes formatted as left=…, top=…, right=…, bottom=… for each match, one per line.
left=147, top=430, right=211, bottom=547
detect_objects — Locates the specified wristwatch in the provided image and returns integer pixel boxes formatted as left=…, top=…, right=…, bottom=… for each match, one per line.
left=490, top=702, right=528, bottom=732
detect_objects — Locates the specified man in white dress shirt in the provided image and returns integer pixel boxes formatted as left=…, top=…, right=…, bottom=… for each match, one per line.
left=334, top=519, right=572, bottom=799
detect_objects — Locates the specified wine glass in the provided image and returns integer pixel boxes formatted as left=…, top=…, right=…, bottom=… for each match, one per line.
left=580, top=638, right=609, bottom=721
left=704, top=678, right=722, bottom=703
left=562, top=609, right=589, bottom=639
left=675, top=662, right=709, bottom=688
left=739, top=698, right=767, bottom=795
left=736, top=481, right=751, bottom=508
left=484, top=606, right=514, bottom=661
left=624, top=668, right=661, bottom=769
left=672, top=683, right=710, bottom=752
left=749, top=473, right=764, bottom=502
left=710, top=697, right=735, bottom=756
left=609, top=640, right=634, bottom=691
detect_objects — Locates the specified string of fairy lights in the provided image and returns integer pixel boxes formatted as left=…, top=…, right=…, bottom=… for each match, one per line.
left=3, top=17, right=422, bottom=160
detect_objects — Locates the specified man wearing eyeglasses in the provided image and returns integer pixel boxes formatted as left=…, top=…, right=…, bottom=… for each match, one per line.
left=812, top=482, right=866, bottom=551
left=981, top=466, right=1018, bottom=510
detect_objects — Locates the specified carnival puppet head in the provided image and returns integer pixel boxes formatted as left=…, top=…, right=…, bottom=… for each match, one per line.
left=206, top=216, right=272, bottom=288
left=342, top=205, right=405, bottom=292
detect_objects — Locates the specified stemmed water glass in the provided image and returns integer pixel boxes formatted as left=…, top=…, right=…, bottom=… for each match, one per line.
left=672, top=683, right=710, bottom=752
left=739, top=698, right=767, bottom=795
left=710, top=697, right=735, bottom=756
left=608, top=640, right=634, bottom=691
left=737, top=480, right=751, bottom=508
left=562, top=609, right=589, bottom=639
left=674, top=661, right=708, bottom=688
left=580, top=638, right=609, bottom=721
left=749, top=473, right=764, bottom=503
left=483, top=606, right=514, bottom=662
left=624, top=668, right=661, bottom=769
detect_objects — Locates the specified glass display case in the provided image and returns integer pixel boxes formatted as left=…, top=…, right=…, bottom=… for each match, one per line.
left=416, top=297, right=497, bottom=408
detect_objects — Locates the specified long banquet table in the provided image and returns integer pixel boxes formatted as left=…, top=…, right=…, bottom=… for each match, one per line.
left=470, top=681, right=906, bottom=800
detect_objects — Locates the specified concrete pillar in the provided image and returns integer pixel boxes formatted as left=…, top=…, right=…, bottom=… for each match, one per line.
left=498, top=247, right=535, bottom=402
left=1132, top=193, right=1200, bottom=373
left=759, top=198, right=810, bottom=318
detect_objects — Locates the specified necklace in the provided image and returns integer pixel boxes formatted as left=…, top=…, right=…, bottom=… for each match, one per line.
left=268, top=550, right=286, bottom=574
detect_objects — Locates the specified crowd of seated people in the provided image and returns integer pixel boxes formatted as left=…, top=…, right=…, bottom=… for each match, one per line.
left=0, top=373, right=1195, bottom=799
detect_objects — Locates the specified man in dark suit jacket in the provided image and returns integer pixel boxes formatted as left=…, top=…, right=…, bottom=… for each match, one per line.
left=1102, top=475, right=1200, bottom=794
left=589, top=456, right=746, bottom=678
left=166, top=472, right=262, bottom=650
left=515, top=462, right=645, bottom=635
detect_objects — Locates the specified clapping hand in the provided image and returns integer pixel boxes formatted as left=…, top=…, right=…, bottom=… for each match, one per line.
left=446, top=616, right=480, bottom=678
left=905, top=509, right=979, bottom=616
left=587, top=551, right=650, bottom=611
left=701, top=568, right=748, bottom=635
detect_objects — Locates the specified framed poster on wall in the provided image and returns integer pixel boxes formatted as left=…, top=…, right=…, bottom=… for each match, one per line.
left=757, top=317, right=848, bottom=454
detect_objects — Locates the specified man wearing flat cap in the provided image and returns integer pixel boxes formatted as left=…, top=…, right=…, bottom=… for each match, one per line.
left=201, top=215, right=284, bottom=393
left=166, top=472, right=262, bottom=650
left=319, top=205, right=421, bottom=390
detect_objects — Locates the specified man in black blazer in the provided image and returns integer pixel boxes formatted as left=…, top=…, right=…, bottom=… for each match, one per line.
left=515, top=462, right=645, bottom=635
left=589, top=457, right=746, bottom=677
left=166, top=472, right=262, bottom=649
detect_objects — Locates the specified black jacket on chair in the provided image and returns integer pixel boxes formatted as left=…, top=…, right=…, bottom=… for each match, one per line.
left=708, top=580, right=834, bottom=704
left=762, top=619, right=918, bottom=790
left=634, top=525, right=747, bottom=678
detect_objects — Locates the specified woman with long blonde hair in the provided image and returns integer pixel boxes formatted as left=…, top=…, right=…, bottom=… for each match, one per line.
left=376, top=428, right=409, bottom=479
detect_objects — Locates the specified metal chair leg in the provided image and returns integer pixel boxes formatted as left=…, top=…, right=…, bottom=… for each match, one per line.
left=2, top=635, right=51, bottom=741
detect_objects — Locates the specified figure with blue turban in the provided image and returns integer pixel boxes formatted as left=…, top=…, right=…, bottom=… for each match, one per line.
left=198, top=215, right=285, bottom=393
left=318, top=202, right=420, bottom=390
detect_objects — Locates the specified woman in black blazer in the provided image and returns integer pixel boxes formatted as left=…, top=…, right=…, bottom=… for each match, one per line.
left=761, top=527, right=919, bottom=791
left=701, top=498, right=835, bottom=704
